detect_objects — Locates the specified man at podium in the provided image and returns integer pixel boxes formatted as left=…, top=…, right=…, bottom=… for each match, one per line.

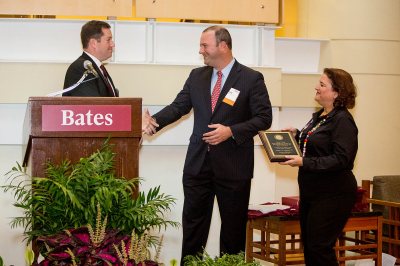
left=63, top=20, right=118, bottom=97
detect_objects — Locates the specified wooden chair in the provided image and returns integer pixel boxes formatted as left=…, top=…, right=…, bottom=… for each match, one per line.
left=362, top=177, right=400, bottom=264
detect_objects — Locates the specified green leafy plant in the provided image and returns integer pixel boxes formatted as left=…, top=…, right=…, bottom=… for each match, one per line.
left=2, top=140, right=179, bottom=261
left=183, top=252, right=260, bottom=266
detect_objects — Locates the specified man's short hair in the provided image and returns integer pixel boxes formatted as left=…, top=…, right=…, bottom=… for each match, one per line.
left=81, top=20, right=111, bottom=49
left=203, top=25, right=232, bottom=50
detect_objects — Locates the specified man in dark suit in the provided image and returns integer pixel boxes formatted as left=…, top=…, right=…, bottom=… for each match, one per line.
left=63, top=20, right=118, bottom=97
left=142, top=25, right=272, bottom=264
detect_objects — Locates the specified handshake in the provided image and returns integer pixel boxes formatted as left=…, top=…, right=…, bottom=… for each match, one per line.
left=142, top=108, right=159, bottom=136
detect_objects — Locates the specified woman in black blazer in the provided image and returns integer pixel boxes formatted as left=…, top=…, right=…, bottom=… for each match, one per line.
left=282, top=68, right=358, bottom=265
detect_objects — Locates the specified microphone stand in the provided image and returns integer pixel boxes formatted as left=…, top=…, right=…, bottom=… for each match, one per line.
left=46, top=71, right=96, bottom=97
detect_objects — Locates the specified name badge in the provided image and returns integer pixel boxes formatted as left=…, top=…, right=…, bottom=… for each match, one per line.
left=223, top=88, right=240, bottom=106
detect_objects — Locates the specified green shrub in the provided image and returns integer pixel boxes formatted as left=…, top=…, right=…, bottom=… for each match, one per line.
left=183, top=252, right=260, bottom=266
left=2, top=140, right=179, bottom=244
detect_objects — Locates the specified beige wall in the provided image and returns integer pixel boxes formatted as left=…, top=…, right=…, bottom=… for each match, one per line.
left=297, top=0, right=400, bottom=41
left=135, top=0, right=280, bottom=24
left=281, top=73, right=319, bottom=107
left=353, top=74, right=400, bottom=178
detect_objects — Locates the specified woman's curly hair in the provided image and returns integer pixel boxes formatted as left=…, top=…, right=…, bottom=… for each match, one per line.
left=324, top=68, right=357, bottom=109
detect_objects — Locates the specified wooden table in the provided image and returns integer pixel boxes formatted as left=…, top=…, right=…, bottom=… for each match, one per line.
left=246, top=212, right=382, bottom=265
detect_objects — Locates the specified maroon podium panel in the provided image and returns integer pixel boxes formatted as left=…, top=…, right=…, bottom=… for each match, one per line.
left=23, top=97, right=142, bottom=180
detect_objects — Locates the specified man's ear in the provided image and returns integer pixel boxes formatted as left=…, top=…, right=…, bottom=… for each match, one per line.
left=88, top=38, right=97, bottom=50
left=219, top=41, right=228, bottom=50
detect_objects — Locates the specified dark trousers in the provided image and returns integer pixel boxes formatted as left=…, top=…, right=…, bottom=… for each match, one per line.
left=180, top=154, right=251, bottom=265
left=300, top=194, right=356, bottom=266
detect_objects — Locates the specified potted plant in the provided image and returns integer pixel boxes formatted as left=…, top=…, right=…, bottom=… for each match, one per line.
left=2, top=140, right=178, bottom=265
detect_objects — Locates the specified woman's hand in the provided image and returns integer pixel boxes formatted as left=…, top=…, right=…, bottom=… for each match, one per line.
left=282, top=127, right=298, bottom=137
left=279, top=155, right=303, bottom=167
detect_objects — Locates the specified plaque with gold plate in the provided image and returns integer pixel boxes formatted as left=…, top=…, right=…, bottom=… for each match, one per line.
left=258, top=130, right=302, bottom=162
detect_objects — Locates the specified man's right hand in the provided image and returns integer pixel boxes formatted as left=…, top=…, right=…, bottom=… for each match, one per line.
left=142, top=108, right=159, bottom=136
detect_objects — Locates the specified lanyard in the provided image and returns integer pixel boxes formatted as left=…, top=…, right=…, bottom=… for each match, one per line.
left=298, top=118, right=326, bottom=156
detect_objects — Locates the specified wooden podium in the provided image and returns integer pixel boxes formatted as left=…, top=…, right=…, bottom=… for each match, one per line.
left=23, top=97, right=142, bottom=181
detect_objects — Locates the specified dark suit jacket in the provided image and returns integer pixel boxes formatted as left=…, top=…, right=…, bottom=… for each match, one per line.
left=153, top=61, right=272, bottom=180
left=63, top=52, right=119, bottom=97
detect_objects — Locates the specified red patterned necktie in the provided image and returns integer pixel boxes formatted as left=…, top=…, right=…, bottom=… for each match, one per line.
left=100, top=65, right=116, bottom=97
left=211, top=71, right=222, bottom=112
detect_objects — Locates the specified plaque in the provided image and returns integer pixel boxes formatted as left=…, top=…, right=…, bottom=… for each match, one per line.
left=258, top=130, right=302, bottom=162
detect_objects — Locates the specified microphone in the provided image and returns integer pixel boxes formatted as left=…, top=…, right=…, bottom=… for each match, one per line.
left=83, top=60, right=99, bottom=78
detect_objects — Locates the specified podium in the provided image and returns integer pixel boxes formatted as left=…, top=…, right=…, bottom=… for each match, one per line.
left=23, top=97, right=142, bottom=181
